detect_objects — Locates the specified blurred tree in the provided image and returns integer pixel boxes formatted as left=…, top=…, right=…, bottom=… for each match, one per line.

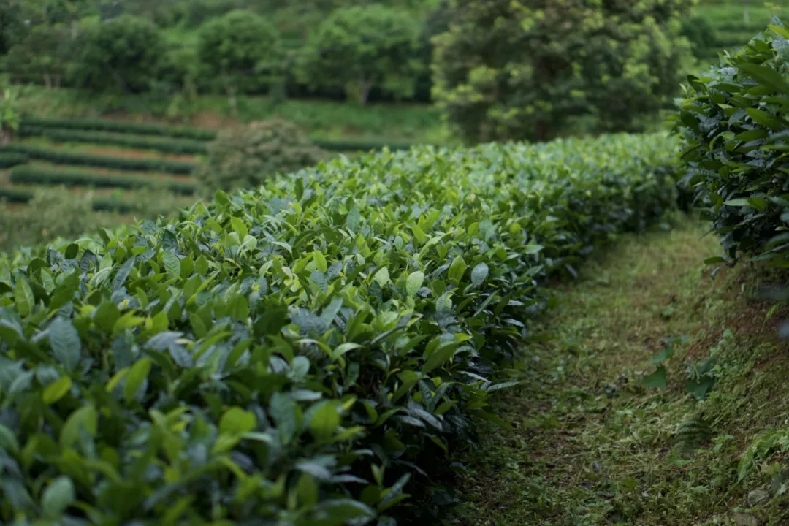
left=296, top=5, right=422, bottom=104
left=196, top=9, right=282, bottom=116
left=69, top=15, right=167, bottom=93
left=4, top=24, right=74, bottom=87
left=432, top=0, right=695, bottom=143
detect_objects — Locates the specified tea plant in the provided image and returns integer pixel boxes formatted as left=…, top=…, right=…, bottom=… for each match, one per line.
left=0, top=133, right=681, bottom=524
left=674, top=17, right=789, bottom=265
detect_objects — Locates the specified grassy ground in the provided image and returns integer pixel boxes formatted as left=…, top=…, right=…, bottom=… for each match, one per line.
left=452, top=219, right=789, bottom=526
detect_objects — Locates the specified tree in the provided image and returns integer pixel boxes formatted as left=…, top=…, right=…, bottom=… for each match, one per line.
left=69, top=15, right=166, bottom=93
left=0, top=2, right=25, bottom=56
left=296, top=5, right=423, bottom=104
left=196, top=10, right=282, bottom=116
left=431, top=0, right=695, bottom=144
left=4, top=24, right=74, bottom=88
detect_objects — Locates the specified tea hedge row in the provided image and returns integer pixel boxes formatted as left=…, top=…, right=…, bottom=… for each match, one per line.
left=21, top=117, right=217, bottom=141
left=675, top=18, right=789, bottom=264
left=8, top=165, right=198, bottom=196
left=0, top=144, right=196, bottom=175
left=18, top=127, right=208, bottom=156
left=0, top=134, right=682, bottom=524
left=0, top=153, right=29, bottom=169
left=19, top=117, right=416, bottom=153
left=0, top=186, right=146, bottom=214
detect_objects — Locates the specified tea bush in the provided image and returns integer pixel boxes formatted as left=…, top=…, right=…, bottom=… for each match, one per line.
left=0, top=133, right=681, bottom=524
left=194, top=118, right=325, bottom=194
left=674, top=18, right=789, bottom=264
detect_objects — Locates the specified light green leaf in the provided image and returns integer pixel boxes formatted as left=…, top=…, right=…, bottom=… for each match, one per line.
left=308, top=401, right=341, bottom=440
left=41, top=476, right=75, bottom=518
left=42, top=377, right=72, bottom=405
left=219, top=407, right=257, bottom=436
left=374, top=267, right=390, bottom=287
left=405, top=271, right=424, bottom=297
left=14, top=278, right=34, bottom=317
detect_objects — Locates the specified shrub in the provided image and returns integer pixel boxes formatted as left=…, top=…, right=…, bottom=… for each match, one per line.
left=194, top=118, right=325, bottom=193
left=0, top=133, right=680, bottom=523
left=674, top=18, right=789, bottom=264
left=431, top=0, right=696, bottom=143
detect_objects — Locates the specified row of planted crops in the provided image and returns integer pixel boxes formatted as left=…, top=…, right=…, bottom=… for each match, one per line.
left=0, top=14, right=786, bottom=526
left=0, top=132, right=684, bottom=524
left=0, top=117, right=414, bottom=212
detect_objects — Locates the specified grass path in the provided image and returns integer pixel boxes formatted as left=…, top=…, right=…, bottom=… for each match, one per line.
left=453, top=220, right=789, bottom=526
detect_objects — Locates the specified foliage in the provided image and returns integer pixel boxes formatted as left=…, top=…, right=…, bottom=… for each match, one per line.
left=196, top=9, right=282, bottom=112
left=0, top=152, right=28, bottom=169
left=22, top=116, right=217, bottom=140
left=680, top=14, right=718, bottom=57
left=0, top=1, right=25, bottom=55
left=1, top=143, right=195, bottom=175
left=9, top=164, right=197, bottom=195
left=194, top=118, right=324, bottom=193
left=0, top=132, right=680, bottom=523
left=674, top=18, right=789, bottom=265
left=19, top=117, right=419, bottom=152
left=431, top=0, right=696, bottom=144
left=69, top=15, right=167, bottom=93
left=20, top=127, right=208, bottom=155
left=0, top=84, right=22, bottom=143
left=3, top=24, right=74, bottom=87
left=296, top=5, right=423, bottom=104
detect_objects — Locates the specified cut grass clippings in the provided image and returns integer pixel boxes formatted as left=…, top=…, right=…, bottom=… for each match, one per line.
left=451, top=219, right=789, bottom=526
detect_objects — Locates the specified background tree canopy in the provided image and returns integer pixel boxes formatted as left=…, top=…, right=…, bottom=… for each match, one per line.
left=431, top=0, right=696, bottom=143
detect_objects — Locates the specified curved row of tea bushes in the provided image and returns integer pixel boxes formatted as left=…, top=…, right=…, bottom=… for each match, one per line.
left=675, top=19, right=789, bottom=264
left=9, top=165, right=198, bottom=196
left=0, top=134, right=681, bottom=524
left=0, top=144, right=195, bottom=175
left=19, top=118, right=416, bottom=153
left=17, top=127, right=209, bottom=156
left=0, top=153, right=29, bottom=169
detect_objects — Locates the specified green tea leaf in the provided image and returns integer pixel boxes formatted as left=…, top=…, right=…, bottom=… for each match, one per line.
left=308, top=401, right=341, bottom=440
left=42, top=377, right=72, bottom=405
left=41, top=476, right=75, bottom=518
left=49, top=318, right=81, bottom=371
left=470, top=263, right=489, bottom=285
left=14, top=278, right=34, bottom=317
left=405, top=271, right=424, bottom=297
left=219, top=407, right=257, bottom=436
left=374, top=267, right=390, bottom=287
left=124, top=358, right=151, bottom=402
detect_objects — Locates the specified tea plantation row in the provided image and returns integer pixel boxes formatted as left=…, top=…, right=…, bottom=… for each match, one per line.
left=675, top=20, right=789, bottom=265
left=19, top=119, right=415, bottom=153
left=0, top=134, right=682, bottom=524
